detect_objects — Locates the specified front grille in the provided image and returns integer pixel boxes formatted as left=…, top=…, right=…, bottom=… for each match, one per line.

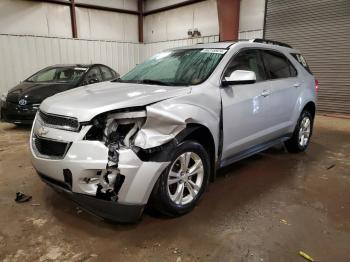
left=33, top=136, right=70, bottom=158
left=39, top=111, right=79, bottom=131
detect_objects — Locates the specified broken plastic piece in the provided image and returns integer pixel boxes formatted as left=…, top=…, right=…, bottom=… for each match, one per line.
left=326, top=164, right=335, bottom=170
left=15, top=192, right=32, bottom=203
left=299, top=251, right=315, bottom=262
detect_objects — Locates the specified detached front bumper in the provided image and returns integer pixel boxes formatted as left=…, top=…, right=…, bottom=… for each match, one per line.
left=38, top=173, right=144, bottom=223
left=30, top=115, right=169, bottom=222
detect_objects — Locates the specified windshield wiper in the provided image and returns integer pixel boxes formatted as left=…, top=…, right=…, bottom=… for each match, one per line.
left=138, top=79, right=170, bottom=86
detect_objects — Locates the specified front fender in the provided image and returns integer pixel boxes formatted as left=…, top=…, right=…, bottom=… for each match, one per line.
left=134, top=99, right=220, bottom=154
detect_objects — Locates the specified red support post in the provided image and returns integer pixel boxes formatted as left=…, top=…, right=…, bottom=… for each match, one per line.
left=217, top=0, right=240, bottom=41
left=70, top=0, right=78, bottom=38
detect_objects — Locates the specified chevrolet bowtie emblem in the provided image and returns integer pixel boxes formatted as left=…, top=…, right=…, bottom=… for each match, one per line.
left=36, top=126, right=49, bottom=136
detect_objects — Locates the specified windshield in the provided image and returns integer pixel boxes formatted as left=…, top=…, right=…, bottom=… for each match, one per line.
left=119, top=48, right=227, bottom=86
left=27, top=67, right=87, bottom=83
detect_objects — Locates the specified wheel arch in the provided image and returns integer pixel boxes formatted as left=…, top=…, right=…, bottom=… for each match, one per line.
left=181, top=123, right=217, bottom=182
left=302, top=101, right=316, bottom=119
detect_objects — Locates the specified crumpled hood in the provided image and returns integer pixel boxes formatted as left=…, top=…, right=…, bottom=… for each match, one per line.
left=40, top=81, right=191, bottom=122
left=6, top=81, right=75, bottom=104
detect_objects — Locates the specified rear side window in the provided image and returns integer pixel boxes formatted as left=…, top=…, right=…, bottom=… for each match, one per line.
left=100, top=66, right=114, bottom=80
left=291, top=53, right=312, bottom=74
left=262, top=50, right=297, bottom=79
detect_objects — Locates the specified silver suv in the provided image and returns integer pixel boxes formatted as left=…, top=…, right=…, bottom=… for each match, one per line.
left=30, top=39, right=317, bottom=222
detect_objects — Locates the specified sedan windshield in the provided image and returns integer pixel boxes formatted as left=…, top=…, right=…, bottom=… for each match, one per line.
left=27, top=67, right=87, bottom=83
left=119, top=48, right=227, bottom=86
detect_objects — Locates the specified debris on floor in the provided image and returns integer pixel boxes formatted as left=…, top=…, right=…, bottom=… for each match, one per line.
left=299, top=250, right=315, bottom=262
left=326, top=164, right=336, bottom=170
left=280, top=219, right=291, bottom=226
left=15, top=192, right=32, bottom=203
left=76, top=207, right=83, bottom=215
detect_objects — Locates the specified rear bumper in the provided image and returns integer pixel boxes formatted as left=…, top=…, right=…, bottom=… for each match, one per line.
left=0, top=100, right=37, bottom=124
left=39, top=173, right=144, bottom=223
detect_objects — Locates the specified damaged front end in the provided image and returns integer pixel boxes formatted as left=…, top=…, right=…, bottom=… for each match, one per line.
left=85, top=109, right=147, bottom=202
left=30, top=107, right=181, bottom=222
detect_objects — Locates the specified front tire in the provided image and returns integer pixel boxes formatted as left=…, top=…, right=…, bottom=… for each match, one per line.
left=149, top=140, right=210, bottom=217
left=285, top=110, right=314, bottom=153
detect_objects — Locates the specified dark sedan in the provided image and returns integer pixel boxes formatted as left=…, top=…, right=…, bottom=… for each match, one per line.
left=0, top=64, right=119, bottom=125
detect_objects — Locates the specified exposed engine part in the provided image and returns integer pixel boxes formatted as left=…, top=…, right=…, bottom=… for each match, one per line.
left=103, top=112, right=145, bottom=148
left=99, top=168, right=119, bottom=194
left=96, top=111, right=145, bottom=200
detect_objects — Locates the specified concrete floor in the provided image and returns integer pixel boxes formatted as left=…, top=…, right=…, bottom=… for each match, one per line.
left=0, top=115, right=349, bottom=262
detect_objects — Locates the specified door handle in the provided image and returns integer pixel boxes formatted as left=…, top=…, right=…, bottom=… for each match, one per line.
left=261, top=89, right=271, bottom=97
left=293, top=83, right=301, bottom=88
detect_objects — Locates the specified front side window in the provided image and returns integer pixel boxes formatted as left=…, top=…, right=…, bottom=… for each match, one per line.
left=119, top=49, right=226, bottom=86
left=27, top=67, right=87, bottom=83
left=224, top=49, right=267, bottom=82
left=85, top=67, right=102, bottom=82
left=262, top=50, right=297, bottom=79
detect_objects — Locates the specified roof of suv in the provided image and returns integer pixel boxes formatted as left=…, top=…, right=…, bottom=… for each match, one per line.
left=174, top=39, right=297, bottom=53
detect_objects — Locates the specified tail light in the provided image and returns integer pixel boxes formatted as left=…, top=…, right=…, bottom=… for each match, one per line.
left=315, top=79, right=319, bottom=91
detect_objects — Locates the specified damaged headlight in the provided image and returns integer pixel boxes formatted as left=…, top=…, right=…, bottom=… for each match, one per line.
left=85, top=109, right=146, bottom=149
left=83, top=109, right=147, bottom=199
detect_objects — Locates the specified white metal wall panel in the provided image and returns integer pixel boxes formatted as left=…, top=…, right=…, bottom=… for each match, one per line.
left=76, top=8, right=138, bottom=42
left=0, top=35, right=141, bottom=95
left=239, top=0, right=265, bottom=33
left=239, top=30, right=263, bottom=40
left=0, top=34, right=218, bottom=95
left=0, top=0, right=72, bottom=38
left=144, top=0, right=219, bottom=42
left=76, top=0, right=138, bottom=11
left=142, top=35, right=219, bottom=60
left=265, top=0, right=350, bottom=114
left=144, top=0, right=188, bottom=11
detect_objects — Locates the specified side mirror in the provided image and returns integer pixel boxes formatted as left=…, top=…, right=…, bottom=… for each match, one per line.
left=222, top=70, right=256, bottom=86
left=88, top=78, right=99, bottom=84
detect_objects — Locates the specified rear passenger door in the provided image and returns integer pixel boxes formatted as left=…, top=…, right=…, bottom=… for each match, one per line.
left=261, top=49, right=300, bottom=136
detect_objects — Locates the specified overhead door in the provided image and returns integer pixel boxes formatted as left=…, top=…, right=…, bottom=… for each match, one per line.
left=264, top=0, right=350, bottom=114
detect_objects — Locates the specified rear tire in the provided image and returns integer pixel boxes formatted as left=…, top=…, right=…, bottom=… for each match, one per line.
left=285, top=110, right=314, bottom=153
left=149, top=140, right=210, bottom=217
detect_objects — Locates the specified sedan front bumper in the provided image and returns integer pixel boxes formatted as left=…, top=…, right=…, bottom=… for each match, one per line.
left=0, top=100, right=38, bottom=124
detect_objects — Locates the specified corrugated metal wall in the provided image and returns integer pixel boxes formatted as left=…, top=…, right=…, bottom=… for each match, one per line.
left=238, top=30, right=263, bottom=40
left=143, top=35, right=220, bottom=60
left=265, top=0, right=350, bottom=114
left=0, top=34, right=219, bottom=95
left=0, top=34, right=141, bottom=95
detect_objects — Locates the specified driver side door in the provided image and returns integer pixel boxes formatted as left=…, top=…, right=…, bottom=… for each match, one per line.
left=220, top=49, right=271, bottom=161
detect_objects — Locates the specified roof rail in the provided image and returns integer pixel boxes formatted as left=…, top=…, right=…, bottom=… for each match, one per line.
left=250, top=38, right=292, bottom=48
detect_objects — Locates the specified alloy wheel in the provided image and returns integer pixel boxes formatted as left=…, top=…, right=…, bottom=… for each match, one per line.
left=167, top=152, right=204, bottom=206
left=298, top=116, right=311, bottom=147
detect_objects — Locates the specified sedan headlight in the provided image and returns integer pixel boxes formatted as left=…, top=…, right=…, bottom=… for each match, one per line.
left=1, top=92, right=8, bottom=102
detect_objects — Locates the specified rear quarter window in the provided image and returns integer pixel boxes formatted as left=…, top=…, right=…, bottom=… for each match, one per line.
left=291, top=53, right=312, bottom=74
